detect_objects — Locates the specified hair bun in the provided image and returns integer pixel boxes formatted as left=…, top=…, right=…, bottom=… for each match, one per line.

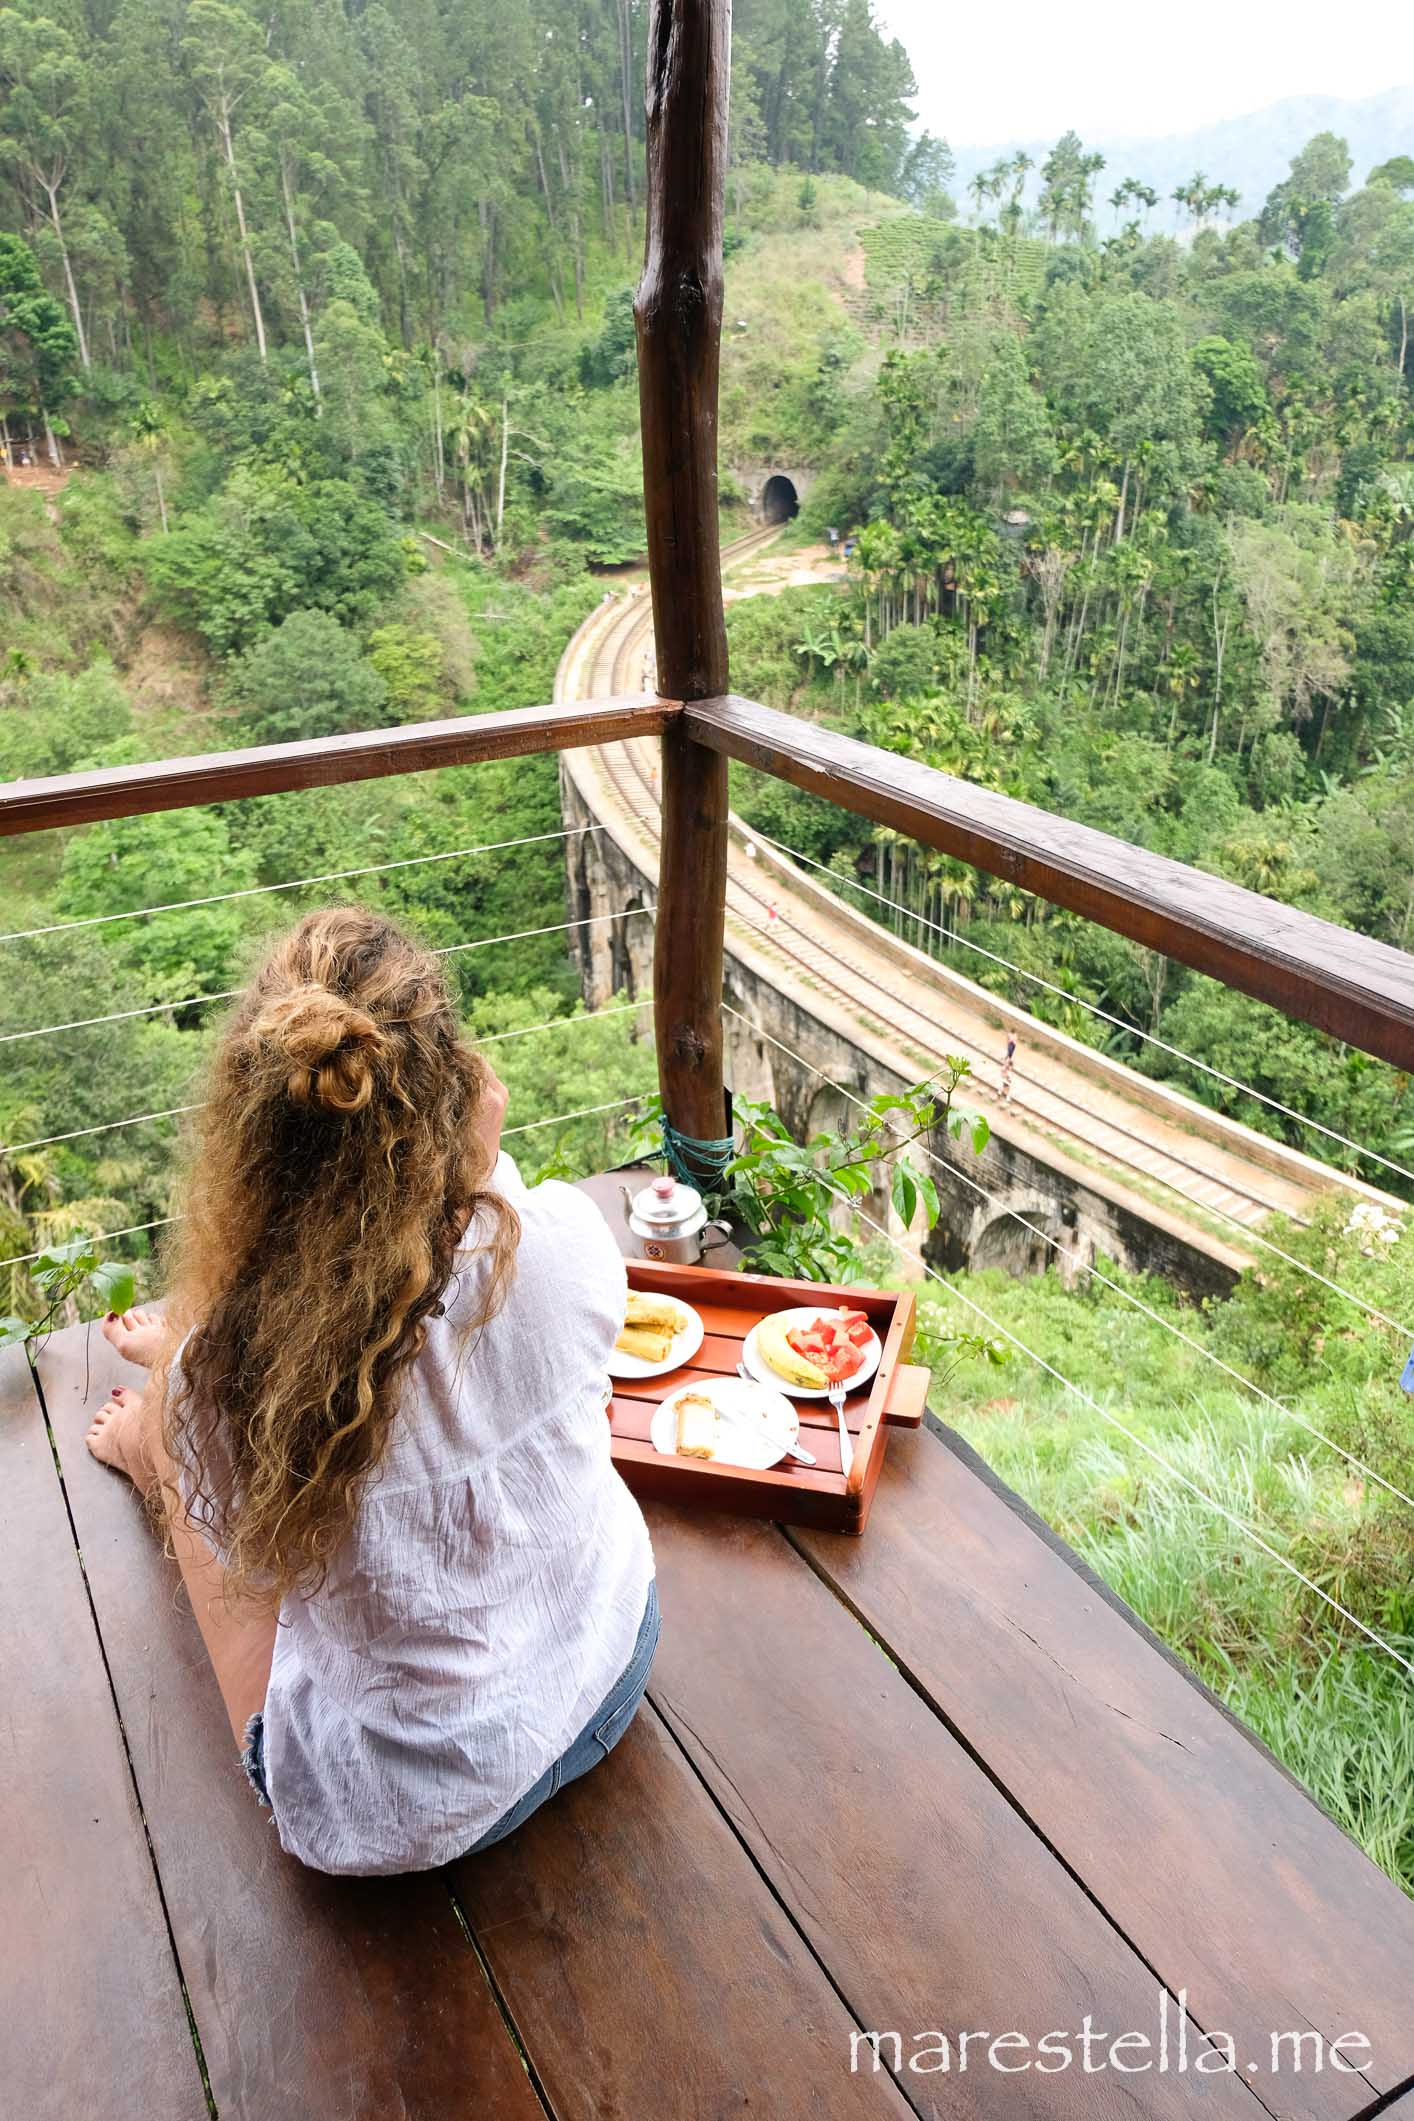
left=252, top=986, right=385, bottom=1114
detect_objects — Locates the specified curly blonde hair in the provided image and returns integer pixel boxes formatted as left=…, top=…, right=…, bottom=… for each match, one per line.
left=163, top=907, right=519, bottom=1602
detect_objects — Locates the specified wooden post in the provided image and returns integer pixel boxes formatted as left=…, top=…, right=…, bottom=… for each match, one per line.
left=635, top=0, right=732, bottom=1177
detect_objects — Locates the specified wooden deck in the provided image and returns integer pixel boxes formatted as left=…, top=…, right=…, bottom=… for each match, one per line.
left=6, top=1191, right=1414, bottom=2119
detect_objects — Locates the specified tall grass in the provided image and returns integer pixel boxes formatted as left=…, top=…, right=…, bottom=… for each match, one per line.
left=926, top=1249, right=1414, bottom=1894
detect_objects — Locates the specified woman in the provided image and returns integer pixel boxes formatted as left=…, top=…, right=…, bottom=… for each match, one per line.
left=86, top=907, right=658, bottom=1875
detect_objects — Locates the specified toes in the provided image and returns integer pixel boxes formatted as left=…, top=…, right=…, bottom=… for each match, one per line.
left=86, top=1405, right=120, bottom=1462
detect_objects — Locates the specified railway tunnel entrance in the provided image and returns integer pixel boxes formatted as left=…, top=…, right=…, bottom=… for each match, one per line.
left=761, top=474, right=799, bottom=524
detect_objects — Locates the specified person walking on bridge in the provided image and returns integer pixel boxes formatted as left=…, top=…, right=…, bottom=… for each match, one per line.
left=1000, top=1030, right=1017, bottom=1105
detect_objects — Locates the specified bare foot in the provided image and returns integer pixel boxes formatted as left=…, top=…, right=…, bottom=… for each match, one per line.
left=101, top=1307, right=167, bottom=1369
left=86, top=1384, right=158, bottom=1497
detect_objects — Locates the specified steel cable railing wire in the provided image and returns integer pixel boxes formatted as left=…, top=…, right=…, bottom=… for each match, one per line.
left=0, top=908, right=653, bottom=1047
left=723, top=1006, right=1414, bottom=1514
left=0, top=1000, right=651, bottom=1161
left=741, top=823, right=1414, bottom=1194
left=720, top=1008, right=1414, bottom=1674
left=714, top=829, right=1322, bottom=1233
left=592, top=738, right=1343, bottom=1217
left=503, top=1093, right=646, bottom=1138
left=842, top=1192, right=1414, bottom=1684
left=589, top=743, right=1412, bottom=1338
left=0, top=1083, right=653, bottom=1277
left=0, top=817, right=655, bottom=948
left=0, top=1215, right=181, bottom=1275
left=722, top=894, right=1414, bottom=1337
left=0, top=1102, right=209, bottom=1159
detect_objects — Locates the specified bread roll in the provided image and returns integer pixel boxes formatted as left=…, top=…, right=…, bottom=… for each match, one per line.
left=615, top=1325, right=674, bottom=1363
left=624, top=1291, right=683, bottom=1335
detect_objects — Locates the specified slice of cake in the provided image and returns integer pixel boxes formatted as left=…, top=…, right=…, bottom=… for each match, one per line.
left=673, top=1391, right=718, bottom=1460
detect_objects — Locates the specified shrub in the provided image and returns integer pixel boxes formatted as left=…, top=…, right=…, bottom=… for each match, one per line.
left=224, top=610, right=388, bottom=742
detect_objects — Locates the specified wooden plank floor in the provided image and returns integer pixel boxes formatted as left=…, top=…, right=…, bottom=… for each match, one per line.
left=8, top=1287, right=1414, bottom=2119
left=0, top=1346, right=204, bottom=2118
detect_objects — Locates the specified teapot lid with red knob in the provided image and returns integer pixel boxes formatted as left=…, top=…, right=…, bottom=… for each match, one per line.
left=628, top=1172, right=707, bottom=1233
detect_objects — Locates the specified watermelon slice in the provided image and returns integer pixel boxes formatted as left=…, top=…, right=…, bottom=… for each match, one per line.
left=786, top=1308, right=872, bottom=1383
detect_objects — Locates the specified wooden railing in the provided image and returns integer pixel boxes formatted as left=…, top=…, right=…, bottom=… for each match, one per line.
left=0, top=697, right=674, bottom=834
left=682, top=696, right=1414, bottom=1072
left=3, top=686, right=1412, bottom=1067
left=2, top=0, right=1411, bottom=1153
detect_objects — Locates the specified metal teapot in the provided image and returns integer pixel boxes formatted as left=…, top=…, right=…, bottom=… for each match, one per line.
left=620, top=1174, right=731, bottom=1265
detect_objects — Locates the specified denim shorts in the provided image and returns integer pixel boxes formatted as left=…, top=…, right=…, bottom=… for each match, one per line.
left=464, top=1575, right=661, bottom=1854
left=239, top=1577, right=661, bottom=1849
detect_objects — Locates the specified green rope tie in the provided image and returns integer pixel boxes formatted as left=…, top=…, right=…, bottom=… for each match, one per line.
left=660, top=1115, right=735, bottom=1189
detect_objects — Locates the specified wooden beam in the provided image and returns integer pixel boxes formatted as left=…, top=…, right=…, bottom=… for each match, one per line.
left=686, top=693, right=1414, bottom=1072
left=0, top=695, right=677, bottom=837
left=635, top=0, right=732, bottom=1171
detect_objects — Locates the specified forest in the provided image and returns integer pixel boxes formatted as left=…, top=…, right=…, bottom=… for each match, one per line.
left=2, top=0, right=1413, bottom=1882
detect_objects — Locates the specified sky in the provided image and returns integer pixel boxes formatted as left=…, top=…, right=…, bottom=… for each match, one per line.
left=874, top=0, right=1414, bottom=147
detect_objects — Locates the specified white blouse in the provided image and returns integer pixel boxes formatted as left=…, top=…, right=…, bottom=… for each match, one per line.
left=257, top=1153, right=655, bottom=1874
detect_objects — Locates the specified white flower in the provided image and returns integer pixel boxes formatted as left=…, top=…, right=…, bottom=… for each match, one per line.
left=1345, top=1201, right=1402, bottom=1255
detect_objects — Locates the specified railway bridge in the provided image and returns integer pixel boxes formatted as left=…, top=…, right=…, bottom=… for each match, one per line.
left=556, top=532, right=1399, bottom=1296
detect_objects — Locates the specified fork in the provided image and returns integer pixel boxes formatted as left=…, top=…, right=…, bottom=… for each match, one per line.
left=829, top=1379, right=853, bottom=1481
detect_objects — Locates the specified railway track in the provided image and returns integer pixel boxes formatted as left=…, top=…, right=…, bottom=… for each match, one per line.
left=557, top=533, right=1396, bottom=1262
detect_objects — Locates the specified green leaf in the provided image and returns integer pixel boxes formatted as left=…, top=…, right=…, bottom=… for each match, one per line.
left=0, top=1316, right=33, bottom=1348
left=971, top=1115, right=991, bottom=1157
left=90, top=1261, right=137, bottom=1313
left=891, top=1161, right=919, bottom=1228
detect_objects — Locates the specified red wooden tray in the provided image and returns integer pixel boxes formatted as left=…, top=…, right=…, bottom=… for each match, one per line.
left=608, top=1261, right=928, bottom=1535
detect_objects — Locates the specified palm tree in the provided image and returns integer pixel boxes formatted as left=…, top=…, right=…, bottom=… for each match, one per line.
left=1001, top=152, right=1032, bottom=236
left=1114, top=178, right=1160, bottom=228
left=447, top=394, right=496, bottom=550
left=968, top=163, right=1005, bottom=227
left=128, top=401, right=170, bottom=533
left=840, top=633, right=873, bottom=705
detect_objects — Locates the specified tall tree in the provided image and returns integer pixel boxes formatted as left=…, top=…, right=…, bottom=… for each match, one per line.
left=0, top=225, right=76, bottom=459
left=1039, top=130, right=1104, bottom=243
left=0, top=5, right=93, bottom=367
left=180, top=0, right=272, bottom=360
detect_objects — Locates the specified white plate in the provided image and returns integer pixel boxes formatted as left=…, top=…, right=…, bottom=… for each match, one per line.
left=741, top=1306, right=883, bottom=1401
left=607, top=1294, right=705, bottom=1380
left=652, top=1377, right=800, bottom=1470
